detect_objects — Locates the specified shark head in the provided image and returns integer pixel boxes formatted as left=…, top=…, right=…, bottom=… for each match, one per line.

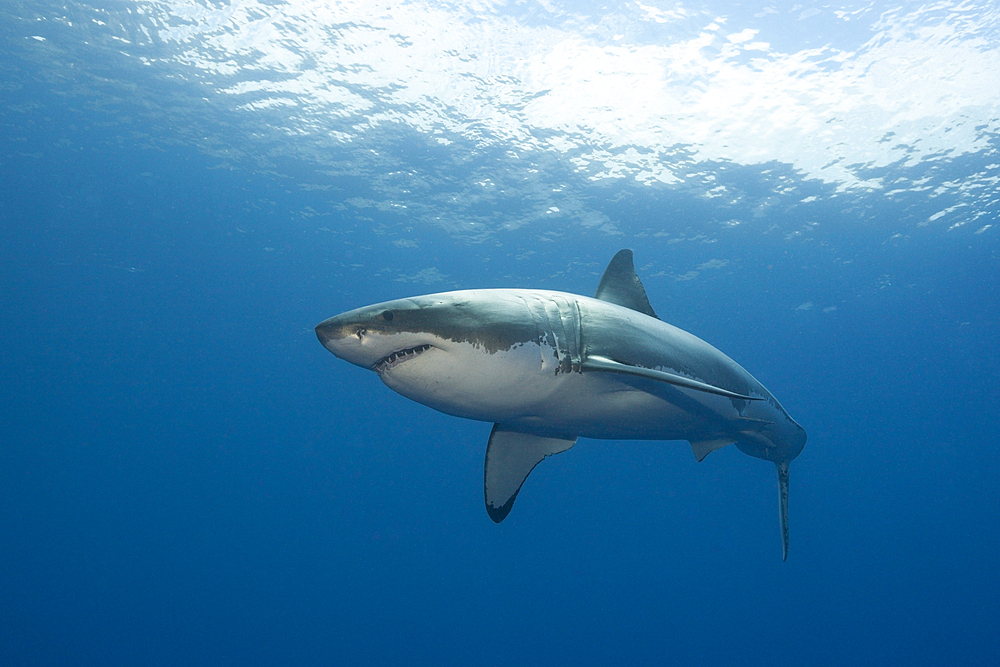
left=315, top=296, right=440, bottom=374
left=315, top=291, right=538, bottom=368
left=315, top=290, right=545, bottom=422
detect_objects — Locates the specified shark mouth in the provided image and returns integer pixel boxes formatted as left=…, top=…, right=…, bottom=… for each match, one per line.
left=373, top=344, right=432, bottom=374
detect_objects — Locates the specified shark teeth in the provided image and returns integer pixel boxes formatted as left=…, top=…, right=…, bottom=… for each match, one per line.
left=373, top=344, right=432, bottom=373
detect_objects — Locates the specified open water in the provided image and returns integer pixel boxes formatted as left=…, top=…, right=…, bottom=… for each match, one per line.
left=1, top=1, right=998, bottom=665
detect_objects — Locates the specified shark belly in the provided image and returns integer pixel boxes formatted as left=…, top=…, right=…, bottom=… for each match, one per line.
left=500, top=371, right=735, bottom=441
left=382, top=339, right=738, bottom=442
left=379, top=340, right=564, bottom=424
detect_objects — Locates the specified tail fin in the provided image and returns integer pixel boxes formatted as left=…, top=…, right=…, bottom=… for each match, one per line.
left=776, top=461, right=790, bottom=561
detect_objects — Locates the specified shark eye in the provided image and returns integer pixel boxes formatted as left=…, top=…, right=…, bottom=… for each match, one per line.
left=382, top=310, right=394, bottom=322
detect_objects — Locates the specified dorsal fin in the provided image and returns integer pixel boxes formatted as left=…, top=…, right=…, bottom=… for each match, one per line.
left=594, top=249, right=658, bottom=319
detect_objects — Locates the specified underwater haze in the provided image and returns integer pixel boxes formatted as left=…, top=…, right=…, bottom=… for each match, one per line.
left=1, top=1, right=998, bottom=665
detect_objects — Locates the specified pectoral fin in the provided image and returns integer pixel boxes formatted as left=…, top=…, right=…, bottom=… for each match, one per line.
left=484, top=425, right=576, bottom=523
left=583, top=355, right=762, bottom=401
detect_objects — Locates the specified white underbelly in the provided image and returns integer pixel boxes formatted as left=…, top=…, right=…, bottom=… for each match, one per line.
left=503, top=372, right=734, bottom=441
left=380, top=342, right=738, bottom=442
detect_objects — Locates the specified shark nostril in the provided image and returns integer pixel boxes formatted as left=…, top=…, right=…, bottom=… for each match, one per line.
left=356, top=328, right=367, bottom=340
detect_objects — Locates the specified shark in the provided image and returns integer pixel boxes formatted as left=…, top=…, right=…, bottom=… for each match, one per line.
left=315, top=250, right=806, bottom=559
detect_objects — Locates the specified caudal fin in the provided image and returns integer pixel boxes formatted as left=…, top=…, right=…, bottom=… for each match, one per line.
left=776, top=461, right=790, bottom=561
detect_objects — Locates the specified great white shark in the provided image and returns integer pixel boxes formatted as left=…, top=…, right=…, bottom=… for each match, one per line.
left=316, top=250, right=806, bottom=559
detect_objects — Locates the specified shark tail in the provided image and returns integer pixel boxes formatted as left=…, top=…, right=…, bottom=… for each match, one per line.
left=776, top=461, right=790, bottom=561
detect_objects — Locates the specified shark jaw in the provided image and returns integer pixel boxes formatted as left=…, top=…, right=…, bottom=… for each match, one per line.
left=372, top=343, right=433, bottom=375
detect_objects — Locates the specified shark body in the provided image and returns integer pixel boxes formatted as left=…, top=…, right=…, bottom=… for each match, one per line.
left=316, top=250, right=806, bottom=559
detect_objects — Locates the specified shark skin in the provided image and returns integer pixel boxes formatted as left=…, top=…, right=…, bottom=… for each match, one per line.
left=315, top=250, right=806, bottom=560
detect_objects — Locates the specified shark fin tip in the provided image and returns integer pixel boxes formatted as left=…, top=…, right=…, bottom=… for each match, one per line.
left=486, top=499, right=514, bottom=523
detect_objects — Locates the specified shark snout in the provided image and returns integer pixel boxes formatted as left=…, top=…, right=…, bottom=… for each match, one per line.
left=315, top=317, right=342, bottom=349
left=315, top=316, right=364, bottom=360
left=314, top=313, right=395, bottom=369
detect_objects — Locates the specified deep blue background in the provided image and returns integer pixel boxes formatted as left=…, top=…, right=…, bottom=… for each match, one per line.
left=2, top=33, right=999, bottom=667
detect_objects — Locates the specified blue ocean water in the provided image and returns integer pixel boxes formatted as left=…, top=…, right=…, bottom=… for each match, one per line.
left=1, top=1, right=998, bottom=665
